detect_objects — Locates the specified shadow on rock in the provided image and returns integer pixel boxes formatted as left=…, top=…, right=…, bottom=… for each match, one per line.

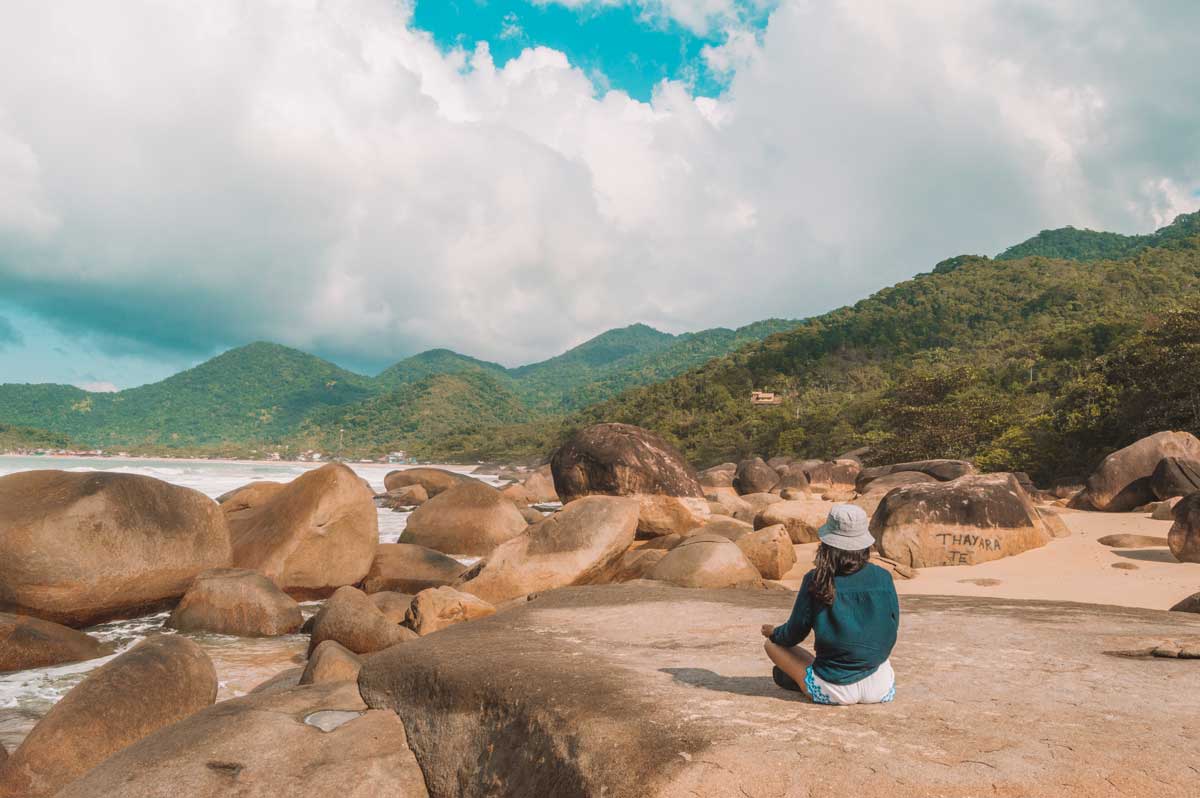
left=659, top=667, right=800, bottom=700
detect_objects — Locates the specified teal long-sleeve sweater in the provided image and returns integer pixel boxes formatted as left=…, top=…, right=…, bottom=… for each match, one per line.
left=770, top=562, right=899, bottom=685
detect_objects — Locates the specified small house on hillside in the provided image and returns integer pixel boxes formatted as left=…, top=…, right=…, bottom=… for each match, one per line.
left=750, top=390, right=783, bottom=406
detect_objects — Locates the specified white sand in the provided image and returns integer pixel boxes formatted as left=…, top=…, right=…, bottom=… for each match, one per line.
left=780, top=508, right=1197, bottom=611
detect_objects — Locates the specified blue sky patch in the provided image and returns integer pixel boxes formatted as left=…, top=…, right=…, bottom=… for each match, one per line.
left=412, top=1, right=767, bottom=100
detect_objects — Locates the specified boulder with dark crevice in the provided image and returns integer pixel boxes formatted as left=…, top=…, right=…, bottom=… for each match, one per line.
left=1081, top=431, right=1200, bottom=512
left=1150, top=457, right=1200, bottom=501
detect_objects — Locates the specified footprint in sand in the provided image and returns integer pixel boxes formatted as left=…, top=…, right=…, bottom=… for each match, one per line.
left=957, top=578, right=1002, bottom=587
left=1111, top=562, right=1139, bottom=570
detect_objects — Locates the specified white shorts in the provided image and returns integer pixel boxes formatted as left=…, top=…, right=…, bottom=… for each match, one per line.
left=804, top=660, right=895, bottom=705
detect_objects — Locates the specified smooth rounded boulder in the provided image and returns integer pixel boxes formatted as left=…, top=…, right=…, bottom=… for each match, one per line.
left=872, top=473, right=1051, bottom=567
left=698, top=466, right=735, bottom=488
left=0, top=635, right=217, bottom=798
left=369, top=591, right=415, bottom=623
left=0, top=613, right=106, bottom=673
left=228, top=463, right=378, bottom=597
left=735, top=524, right=797, bottom=580
left=300, top=640, right=363, bottom=685
left=550, top=423, right=704, bottom=502
left=457, top=496, right=639, bottom=604
left=1167, top=492, right=1200, bottom=563
left=0, top=470, right=232, bottom=627
left=1081, top=431, right=1200, bottom=512
left=217, top=481, right=285, bottom=516
left=755, top=499, right=836, bottom=544
left=166, top=568, right=302, bottom=637
left=404, top=586, right=496, bottom=636
left=362, top=543, right=468, bottom=594
left=855, top=459, right=976, bottom=492
left=376, top=484, right=429, bottom=510
left=649, top=533, right=762, bottom=589
left=384, top=467, right=473, bottom=497
left=499, top=465, right=559, bottom=506
left=1150, top=457, right=1200, bottom=500
left=401, top=481, right=528, bottom=556
left=803, top=460, right=861, bottom=492
left=774, top=463, right=810, bottom=493
left=307, top=586, right=416, bottom=655
left=55, top=682, right=430, bottom=798
left=733, top=458, right=779, bottom=495
left=634, top=494, right=711, bottom=537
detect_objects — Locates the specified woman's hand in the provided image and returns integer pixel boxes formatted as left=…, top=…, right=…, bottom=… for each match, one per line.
left=760, top=624, right=775, bottom=639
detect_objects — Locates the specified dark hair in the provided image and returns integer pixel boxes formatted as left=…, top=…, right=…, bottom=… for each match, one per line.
left=809, top=543, right=871, bottom=605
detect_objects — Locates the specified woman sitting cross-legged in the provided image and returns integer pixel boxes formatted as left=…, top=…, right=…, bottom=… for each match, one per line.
left=761, top=503, right=899, bottom=705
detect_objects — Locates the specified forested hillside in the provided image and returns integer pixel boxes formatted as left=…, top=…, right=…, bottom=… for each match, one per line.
left=431, top=213, right=1200, bottom=481
left=0, top=321, right=795, bottom=450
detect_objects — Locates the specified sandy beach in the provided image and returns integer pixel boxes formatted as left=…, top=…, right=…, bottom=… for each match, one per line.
left=780, top=507, right=1195, bottom=610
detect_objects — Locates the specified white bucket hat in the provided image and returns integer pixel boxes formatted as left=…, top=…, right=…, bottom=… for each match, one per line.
left=817, top=503, right=875, bottom=551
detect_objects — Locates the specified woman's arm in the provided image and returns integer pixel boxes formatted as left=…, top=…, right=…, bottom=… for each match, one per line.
left=768, top=574, right=813, bottom=647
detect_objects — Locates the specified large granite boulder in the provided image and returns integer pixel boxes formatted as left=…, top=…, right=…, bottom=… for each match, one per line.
left=1151, top=457, right=1200, bottom=501
left=376, top=484, right=429, bottom=510
left=732, top=458, right=779, bottom=495
left=369, top=591, right=415, bottom=624
left=704, top=487, right=752, bottom=517
left=633, top=494, right=711, bottom=537
left=803, top=459, right=861, bottom=492
left=0, top=636, right=217, bottom=798
left=1167, top=492, right=1200, bottom=563
left=754, top=499, right=835, bottom=544
left=307, top=586, right=416, bottom=655
left=0, top=470, right=232, bottom=627
left=384, top=467, right=473, bottom=497
left=55, top=682, right=430, bottom=798
left=299, top=640, right=363, bottom=685
left=550, top=423, right=704, bottom=502
left=872, top=473, right=1050, bottom=567
left=853, top=471, right=939, bottom=516
left=217, top=481, right=285, bottom=515
left=0, top=613, right=105, bottom=673
left=1081, top=431, right=1200, bottom=512
left=228, top=463, right=377, bottom=597
left=457, top=496, right=639, bottom=604
left=499, top=465, right=559, bottom=506
left=401, top=481, right=528, bottom=556
left=648, top=533, right=762, bottom=589
left=166, top=568, right=302, bottom=637
left=774, top=463, right=810, bottom=493
left=362, top=544, right=467, bottom=594
left=734, top=524, right=796, bottom=580
left=404, top=587, right=496, bottom=636
left=359, top=584, right=1200, bottom=798
left=855, top=459, right=976, bottom=492
left=697, top=465, right=735, bottom=488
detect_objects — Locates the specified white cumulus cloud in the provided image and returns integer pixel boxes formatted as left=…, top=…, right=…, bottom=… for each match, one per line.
left=0, top=0, right=1196, bottom=375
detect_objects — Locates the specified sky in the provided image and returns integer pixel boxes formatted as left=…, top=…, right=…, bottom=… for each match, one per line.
left=0, top=0, right=1198, bottom=389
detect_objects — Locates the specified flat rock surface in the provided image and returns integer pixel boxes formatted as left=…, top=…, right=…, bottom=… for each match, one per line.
left=360, top=583, right=1200, bottom=798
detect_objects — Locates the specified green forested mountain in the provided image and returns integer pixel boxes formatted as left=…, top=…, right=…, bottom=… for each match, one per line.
left=376, top=349, right=510, bottom=389
left=432, top=217, right=1200, bottom=481
left=0, top=342, right=376, bottom=447
left=0, top=321, right=795, bottom=451
left=996, top=210, right=1200, bottom=262
left=294, top=371, right=529, bottom=455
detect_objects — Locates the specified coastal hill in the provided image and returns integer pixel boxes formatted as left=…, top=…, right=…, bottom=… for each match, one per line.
left=2, top=211, right=1197, bottom=470
left=0, top=320, right=796, bottom=453
left=430, top=211, right=1200, bottom=480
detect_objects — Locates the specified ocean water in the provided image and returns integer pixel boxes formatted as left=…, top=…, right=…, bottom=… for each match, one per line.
left=0, top=455, right=498, bottom=751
